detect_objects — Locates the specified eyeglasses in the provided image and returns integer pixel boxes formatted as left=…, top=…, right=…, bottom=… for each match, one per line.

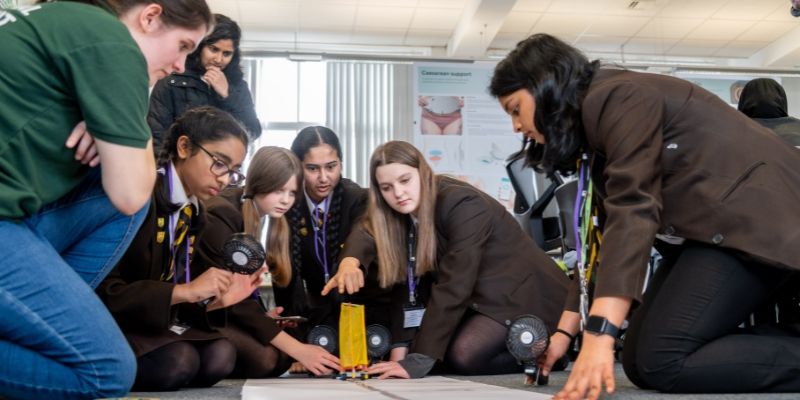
left=193, top=141, right=246, bottom=186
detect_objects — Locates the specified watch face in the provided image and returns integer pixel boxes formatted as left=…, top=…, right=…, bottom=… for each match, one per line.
left=586, top=316, right=604, bottom=332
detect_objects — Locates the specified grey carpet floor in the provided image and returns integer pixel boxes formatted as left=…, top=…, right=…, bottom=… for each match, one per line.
left=128, top=364, right=800, bottom=399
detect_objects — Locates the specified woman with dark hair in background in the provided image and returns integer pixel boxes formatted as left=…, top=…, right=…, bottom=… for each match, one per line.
left=323, top=141, right=569, bottom=379
left=490, top=33, right=800, bottom=399
left=148, top=13, right=261, bottom=145
left=0, top=1, right=210, bottom=398
left=98, top=107, right=258, bottom=392
left=279, top=126, right=392, bottom=371
left=194, top=146, right=341, bottom=378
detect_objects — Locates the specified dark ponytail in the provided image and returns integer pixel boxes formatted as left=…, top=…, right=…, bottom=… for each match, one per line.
left=154, top=106, right=248, bottom=214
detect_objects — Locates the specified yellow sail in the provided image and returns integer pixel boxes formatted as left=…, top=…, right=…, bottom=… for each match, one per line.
left=339, top=303, right=368, bottom=371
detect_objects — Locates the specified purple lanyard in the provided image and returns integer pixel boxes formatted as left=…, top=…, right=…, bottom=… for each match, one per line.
left=166, top=163, right=191, bottom=284
left=573, top=156, right=588, bottom=268
left=311, top=196, right=331, bottom=282
left=573, top=153, right=592, bottom=325
left=407, top=221, right=419, bottom=305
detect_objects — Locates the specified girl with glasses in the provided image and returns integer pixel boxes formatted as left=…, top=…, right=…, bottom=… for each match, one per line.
left=193, top=141, right=247, bottom=187
left=194, top=146, right=342, bottom=378
left=98, top=106, right=259, bottom=392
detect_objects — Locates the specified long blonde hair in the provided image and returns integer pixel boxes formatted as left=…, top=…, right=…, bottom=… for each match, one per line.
left=367, top=141, right=438, bottom=288
left=241, top=147, right=302, bottom=287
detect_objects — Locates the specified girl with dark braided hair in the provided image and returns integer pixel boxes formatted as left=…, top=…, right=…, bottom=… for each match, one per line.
left=98, top=106, right=255, bottom=392
left=281, top=126, right=393, bottom=371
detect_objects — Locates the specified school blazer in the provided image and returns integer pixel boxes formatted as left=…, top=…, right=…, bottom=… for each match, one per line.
left=342, top=176, right=570, bottom=361
left=97, top=194, right=225, bottom=357
left=289, top=178, right=367, bottom=295
left=276, top=178, right=368, bottom=324
left=193, top=187, right=282, bottom=345
left=571, top=69, right=800, bottom=310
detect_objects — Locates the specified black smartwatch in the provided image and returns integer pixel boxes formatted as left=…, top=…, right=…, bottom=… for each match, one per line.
left=584, top=315, right=620, bottom=337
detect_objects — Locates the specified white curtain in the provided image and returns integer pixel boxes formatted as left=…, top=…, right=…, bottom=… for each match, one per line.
left=326, top=62, right=413, bottom=187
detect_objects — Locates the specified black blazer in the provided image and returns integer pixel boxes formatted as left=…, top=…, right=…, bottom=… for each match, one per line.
left=97, top=184, right=224, bottom=357
left=279, top=178, right=393, bottom=334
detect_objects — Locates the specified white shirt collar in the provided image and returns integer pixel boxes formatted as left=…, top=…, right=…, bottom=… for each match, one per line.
left=304, top=187, right=329, bottom=214
left=168, top=161, right=199, bottom=210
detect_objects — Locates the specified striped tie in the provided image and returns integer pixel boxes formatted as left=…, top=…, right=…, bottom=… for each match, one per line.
left=163, top=204, right=195, bottom=282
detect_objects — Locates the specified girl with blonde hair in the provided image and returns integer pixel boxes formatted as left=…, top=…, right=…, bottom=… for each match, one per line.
left=196, top=146, right=341, bottom=377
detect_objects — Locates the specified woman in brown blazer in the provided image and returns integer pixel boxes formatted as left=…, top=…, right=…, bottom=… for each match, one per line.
left=194, top=146, right=341, bottom=377
left=323, top=140, right=570, bottom=379
left=98, top=107, right=259, bottom=391
left=490, top=33, right=800, bottom=398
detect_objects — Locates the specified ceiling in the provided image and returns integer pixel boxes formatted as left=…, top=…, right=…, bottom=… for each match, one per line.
left=208, top=0, right=800, bottom=69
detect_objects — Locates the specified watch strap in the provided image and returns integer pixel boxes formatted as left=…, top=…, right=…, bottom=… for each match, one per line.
left=585, top=315, right=620, bottom=337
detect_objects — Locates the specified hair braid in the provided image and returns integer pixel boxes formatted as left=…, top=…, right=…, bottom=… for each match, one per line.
left=284, top=202, right=308, bottom=316
left=287, top=203, right=304, bottom=276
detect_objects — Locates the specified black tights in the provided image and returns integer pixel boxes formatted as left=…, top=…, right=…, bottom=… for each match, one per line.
left=623, top=243, right=799, bottom=393
left=444, top=313, right=521, bottom=375
left=133, top=339, right=236, bottom=391
left=220, top=326, right=293, bottom=378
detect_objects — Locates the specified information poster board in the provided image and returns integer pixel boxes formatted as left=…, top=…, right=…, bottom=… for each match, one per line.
left=413, top=63, right=522, bottom=210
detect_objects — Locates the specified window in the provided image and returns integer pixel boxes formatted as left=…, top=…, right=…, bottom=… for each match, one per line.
left=246, top=57, right=326, bottom=150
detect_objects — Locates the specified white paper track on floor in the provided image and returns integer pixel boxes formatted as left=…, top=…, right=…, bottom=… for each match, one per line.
left=242, top=376, right=550, bottom=400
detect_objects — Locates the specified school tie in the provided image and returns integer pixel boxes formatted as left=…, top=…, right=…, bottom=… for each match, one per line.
left=312, top=207, right=330, bottom=280
left=314, top=208, right=325, bottom=241
left=164, top=204, right=196, bottom=282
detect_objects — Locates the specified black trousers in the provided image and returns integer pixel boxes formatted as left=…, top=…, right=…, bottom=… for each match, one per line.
left=622, top=242, right=800, bottom=393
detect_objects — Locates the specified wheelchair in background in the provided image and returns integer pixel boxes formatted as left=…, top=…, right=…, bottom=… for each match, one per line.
left=505, top=152, right=663, bottom=364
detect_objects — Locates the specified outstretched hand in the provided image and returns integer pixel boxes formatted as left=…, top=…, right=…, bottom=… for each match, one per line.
left=554, top=334, right=616, bottom=400
left=295, top=344, right=341, bottom=376
left=321, top=257, right=364, bottom=296
left=367, top=361, right=410, bottom=380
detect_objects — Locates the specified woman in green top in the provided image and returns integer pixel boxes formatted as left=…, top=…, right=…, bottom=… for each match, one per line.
left=0, top=1, right=211, bottom=399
